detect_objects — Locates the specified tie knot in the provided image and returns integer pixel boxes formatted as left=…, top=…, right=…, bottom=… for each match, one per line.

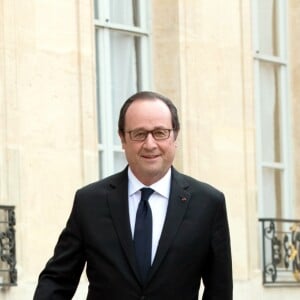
left=140, top=188, right=154, bottom=202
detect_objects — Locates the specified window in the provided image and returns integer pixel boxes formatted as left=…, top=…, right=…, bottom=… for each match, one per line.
left=94, top=0, right=151, bottom=178
left=252, top=0, right=293, bottom=218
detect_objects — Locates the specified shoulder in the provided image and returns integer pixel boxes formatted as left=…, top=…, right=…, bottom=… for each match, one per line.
left=67, top=169, right=128, bottom=215
left=75, top=168, right=128, bottom=197
left=172, top=168, right=224, bottom=201
left=172, top=169, right=229, bottom=226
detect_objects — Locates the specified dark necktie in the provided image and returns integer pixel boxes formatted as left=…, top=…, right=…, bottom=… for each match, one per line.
left=134, top=188, right=154, bottom=283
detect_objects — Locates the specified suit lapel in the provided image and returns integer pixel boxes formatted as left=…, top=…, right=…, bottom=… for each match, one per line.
left=106, top=169, right=141, bottom=282
left=106, top=168, right=191, bottom=285
left=148, top=168, right=191, bottom=282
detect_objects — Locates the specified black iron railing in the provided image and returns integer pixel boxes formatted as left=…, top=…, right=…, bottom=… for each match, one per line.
left=259, top=218, right=300, bottom=286
left=0, top=205, right=17, bottom=286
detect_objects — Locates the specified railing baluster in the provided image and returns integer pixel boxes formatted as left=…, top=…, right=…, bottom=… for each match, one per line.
left=259, top=218, right=300, bottom=286
left=0, top=205, right=17, bottom=286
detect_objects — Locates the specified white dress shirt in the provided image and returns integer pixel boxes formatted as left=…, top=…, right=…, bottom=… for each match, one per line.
left=128, top=167, right=171, bottom=264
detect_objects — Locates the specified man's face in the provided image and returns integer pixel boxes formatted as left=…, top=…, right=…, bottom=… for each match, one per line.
left=119, top=98, right=178, bottom=185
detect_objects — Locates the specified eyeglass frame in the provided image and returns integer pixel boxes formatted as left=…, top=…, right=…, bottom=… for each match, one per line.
left=125, top=128, right=174, bottom=141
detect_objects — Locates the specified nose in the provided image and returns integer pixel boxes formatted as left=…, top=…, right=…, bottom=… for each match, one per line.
left=143, top=132, right=157, bottom=149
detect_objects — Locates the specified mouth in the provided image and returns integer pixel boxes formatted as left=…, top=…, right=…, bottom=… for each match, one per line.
left=141, top=154, right=160, bottom=160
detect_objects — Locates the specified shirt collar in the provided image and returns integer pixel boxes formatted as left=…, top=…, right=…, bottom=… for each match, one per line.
left=128, top=167, right=171, bottom=198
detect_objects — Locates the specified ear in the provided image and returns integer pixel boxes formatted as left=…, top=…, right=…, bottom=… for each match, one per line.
left=119, top=131, right=126, bottom=147
left=173, top=130, right=179, bottom=141
left=173, top=130, right=179, bottom=148
left=174, top=140, right=178, bottom=148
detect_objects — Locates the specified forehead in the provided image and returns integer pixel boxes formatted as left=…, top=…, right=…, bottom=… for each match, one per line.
left=125, top=99, right=172, bottom=129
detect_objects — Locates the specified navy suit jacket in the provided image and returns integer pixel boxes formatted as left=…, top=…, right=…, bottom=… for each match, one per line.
left=34, top=167, right=232, bottom=300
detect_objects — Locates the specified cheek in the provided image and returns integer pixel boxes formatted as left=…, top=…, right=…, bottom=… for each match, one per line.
left=169, top=139, right=177, bottom=148
left=124, top=143, right=141, bottom=155
left=163, top=142, right=177, bottom=156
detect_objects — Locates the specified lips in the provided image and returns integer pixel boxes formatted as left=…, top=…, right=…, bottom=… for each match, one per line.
left=141, top=154, right=160, bottom=159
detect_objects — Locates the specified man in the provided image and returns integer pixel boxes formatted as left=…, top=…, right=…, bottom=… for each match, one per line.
left=34, top=91, right=233, bottom=300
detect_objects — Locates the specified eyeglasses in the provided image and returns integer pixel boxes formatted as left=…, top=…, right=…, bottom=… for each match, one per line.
left=126, top=128, right=173, bottom=141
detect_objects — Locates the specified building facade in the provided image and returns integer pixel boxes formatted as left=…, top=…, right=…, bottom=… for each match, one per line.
left=0, top=0, right=299, bottom=299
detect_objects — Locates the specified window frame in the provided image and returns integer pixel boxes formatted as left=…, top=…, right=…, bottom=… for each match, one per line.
left=94, top=0, right=151, bottom=178
left=252, top=0, right=294, bottom=218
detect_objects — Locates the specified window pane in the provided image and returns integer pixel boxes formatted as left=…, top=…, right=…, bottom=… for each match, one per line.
left=114, top=152, right=127, bottom=173
left=257, top=0, right=279, bottom=56
left=110, top=31, right=139, bottom=144
left=95, top=30, right=102, bottom=144
left=94, top=0, right=141, bottom=26
left=110, top=0, right=140, bottom=26
left=259, top=62, right=282, bottom=163
left=262, top=168, right=283, bottom=218
left=98, top=151, right=103, bottom=178
left=94, top=0, right=99, bottom=19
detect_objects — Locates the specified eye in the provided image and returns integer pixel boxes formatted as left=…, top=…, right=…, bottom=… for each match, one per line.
left=153, top=129, right=168, bottom=139
left=132, top=130, right=147, bottom=140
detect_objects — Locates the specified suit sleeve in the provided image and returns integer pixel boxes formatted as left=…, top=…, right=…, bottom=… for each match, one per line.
left=33, top=192, right=86, bottom=300
left=202, top=193, right=233, bottom=300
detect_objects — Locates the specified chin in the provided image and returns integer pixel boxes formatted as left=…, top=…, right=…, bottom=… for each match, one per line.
left=144, top=167, right=167, bottom=178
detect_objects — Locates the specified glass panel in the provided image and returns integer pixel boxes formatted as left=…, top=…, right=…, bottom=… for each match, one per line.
left=94, top=0, right=99, bottom=19
left=110, top=0, right=140, bottom=26
left=262, top=167, right=283, bottom=218
left=114, top=151, right=127, bottom=173
left=110, top=31, right=139, bottom=144
left=98, top=151, right=103, bottom=179
left=94, top=0, right=141, bottom=26
left=259, top=62, right=282, bottom=163
left=257, top=0, right=279, bottom=56
left=95, top=30, right=102, bottom=144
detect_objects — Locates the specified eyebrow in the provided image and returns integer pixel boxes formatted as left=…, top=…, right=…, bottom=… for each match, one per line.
left=127, top=126, right=170, bottom=131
